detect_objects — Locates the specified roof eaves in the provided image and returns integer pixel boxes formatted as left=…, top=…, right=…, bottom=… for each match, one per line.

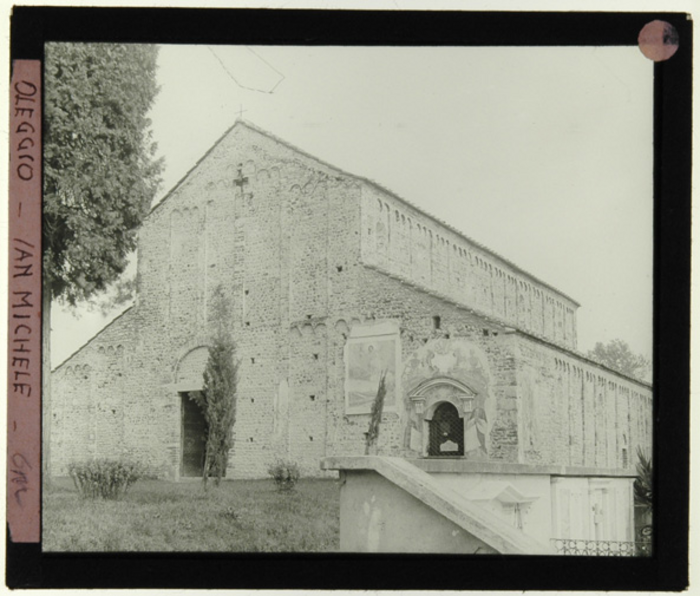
left=238, top=121, right=579, bottom=306
left=51, top=305, right=135, bottom=373
left=147, top=120, right=241, bottom=218
left=147, top=119, right=577, bottom=304
left=360, top=261, right=651, bottom=390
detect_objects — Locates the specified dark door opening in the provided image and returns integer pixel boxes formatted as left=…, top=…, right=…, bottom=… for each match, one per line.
left=181, top=392, right=208, bottom=477
left=428, top=402, right=464, bottom=457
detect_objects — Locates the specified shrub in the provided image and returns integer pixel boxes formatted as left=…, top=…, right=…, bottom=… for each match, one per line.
left=268, top=460, right=300, bottom=492
left=68, top=459, right=144, bottom=500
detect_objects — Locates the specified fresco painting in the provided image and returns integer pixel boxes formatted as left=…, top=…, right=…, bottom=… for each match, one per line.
left=346, top=337, right=398, bottom=413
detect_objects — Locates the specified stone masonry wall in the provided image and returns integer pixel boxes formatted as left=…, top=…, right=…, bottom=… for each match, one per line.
left=52, top=122, right=364, bottom=479
left=51, top=121, right=650, bottom=481
left=326, top=265, right=522, bottom=464
left=514, top=333, right=652, bottom=470
left=360, top=186, right=578, bottom=349
left=51, top=307, right=151, bottom=474
left=324, top=265, right=651, bottom=472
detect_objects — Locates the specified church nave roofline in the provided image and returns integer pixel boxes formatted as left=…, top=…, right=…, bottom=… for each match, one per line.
left=148, top=119, right=578, bottom=306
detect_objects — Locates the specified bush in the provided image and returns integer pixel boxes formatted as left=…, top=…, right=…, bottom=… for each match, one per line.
left=68, top=459, right=144, bottom=500
left=268, top=460, right=300, bottom=492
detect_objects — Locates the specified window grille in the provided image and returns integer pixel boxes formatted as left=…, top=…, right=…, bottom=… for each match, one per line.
left=428, top=402, right=464, bottom=457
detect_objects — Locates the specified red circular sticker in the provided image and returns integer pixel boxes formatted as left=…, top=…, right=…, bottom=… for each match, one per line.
left=638, top=20, right=679, bottom=62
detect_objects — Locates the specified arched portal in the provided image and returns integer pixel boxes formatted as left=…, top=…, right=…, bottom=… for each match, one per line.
left=428, top=402, right=464, bottom=456
left=175, top=347, right=210, bottom=477
left=181, top=391, right=207, bottom=477
left=176, top=346, right=209, bottom=391
left=409, top=376, right=475, bottom=458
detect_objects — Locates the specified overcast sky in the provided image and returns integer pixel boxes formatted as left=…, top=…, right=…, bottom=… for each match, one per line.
left=51, top=44, right=653, bottom=368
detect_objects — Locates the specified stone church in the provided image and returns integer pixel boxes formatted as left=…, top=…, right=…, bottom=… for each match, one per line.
left=52, top=120, right=652, bottom=534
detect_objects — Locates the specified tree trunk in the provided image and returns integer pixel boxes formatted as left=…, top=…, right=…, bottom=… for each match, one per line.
left=42, top=283, right=52, bottom=490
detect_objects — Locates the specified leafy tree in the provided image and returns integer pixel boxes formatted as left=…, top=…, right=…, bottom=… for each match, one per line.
left=43, top=43, right=163, bottom=484
left=587, top=339, right=651, bottom=381
left=364, top=371, right=387, bottom=455
left=191, top=286, right=238, bottom=487
left=91, top=275, right=138, bottom=317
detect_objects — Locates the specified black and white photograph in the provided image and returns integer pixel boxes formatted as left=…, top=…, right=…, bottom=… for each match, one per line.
left=44, top=41, right=656, bottom=556
left=5, top=5, right=692, bottom=591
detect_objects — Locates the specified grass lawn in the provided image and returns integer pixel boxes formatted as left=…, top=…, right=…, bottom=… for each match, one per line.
left=43, top=476, right=340, bottom=552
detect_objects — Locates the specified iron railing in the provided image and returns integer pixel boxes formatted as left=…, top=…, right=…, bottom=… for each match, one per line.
left=552, top=538, right=652, bottom=557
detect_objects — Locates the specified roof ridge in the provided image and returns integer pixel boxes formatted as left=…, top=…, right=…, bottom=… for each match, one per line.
left=235, top=121, right=580, bottom=305
left=148, top=118, right=578, bottom=303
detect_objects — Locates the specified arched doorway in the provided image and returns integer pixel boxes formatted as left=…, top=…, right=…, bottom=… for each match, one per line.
left=428, top=402, right=464, bottom=457
left=176, top=347, right=210, bottom=477
left=181, top=391, right=208, bottom=477
left=408, top=376, right=476, bottom=458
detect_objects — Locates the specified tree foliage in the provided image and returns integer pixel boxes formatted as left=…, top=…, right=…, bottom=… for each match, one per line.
left=587, top=339, right=651, bottom=381
left=43, top=43, right=162, bottom=486
left=191, top=286, right=238, bottom=487
left=91, top=275, right=138, bottom=317
left=44, top=43, right=163, bottom=305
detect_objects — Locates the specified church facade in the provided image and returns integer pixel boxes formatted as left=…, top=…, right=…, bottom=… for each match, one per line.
left=51, top=121, right=652, bottom=493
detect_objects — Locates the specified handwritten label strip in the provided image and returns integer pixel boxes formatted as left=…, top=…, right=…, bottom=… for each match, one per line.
left=8, top=60, right=42, bottom=543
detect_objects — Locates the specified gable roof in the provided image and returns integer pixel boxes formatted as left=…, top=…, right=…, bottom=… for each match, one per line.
left=148, top=119, right=579, bottom=306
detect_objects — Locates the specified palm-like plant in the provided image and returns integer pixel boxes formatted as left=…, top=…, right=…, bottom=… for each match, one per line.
left=634, top=447, right=653, bottom=514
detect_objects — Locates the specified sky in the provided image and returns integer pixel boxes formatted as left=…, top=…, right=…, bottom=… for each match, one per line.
left=51, top=44, right=653, bottom=368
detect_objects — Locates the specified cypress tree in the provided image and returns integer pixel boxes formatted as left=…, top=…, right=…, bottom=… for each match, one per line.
left=365, top=370, right=387, bottom=455
left=192, top=286, right=238, bottom=487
